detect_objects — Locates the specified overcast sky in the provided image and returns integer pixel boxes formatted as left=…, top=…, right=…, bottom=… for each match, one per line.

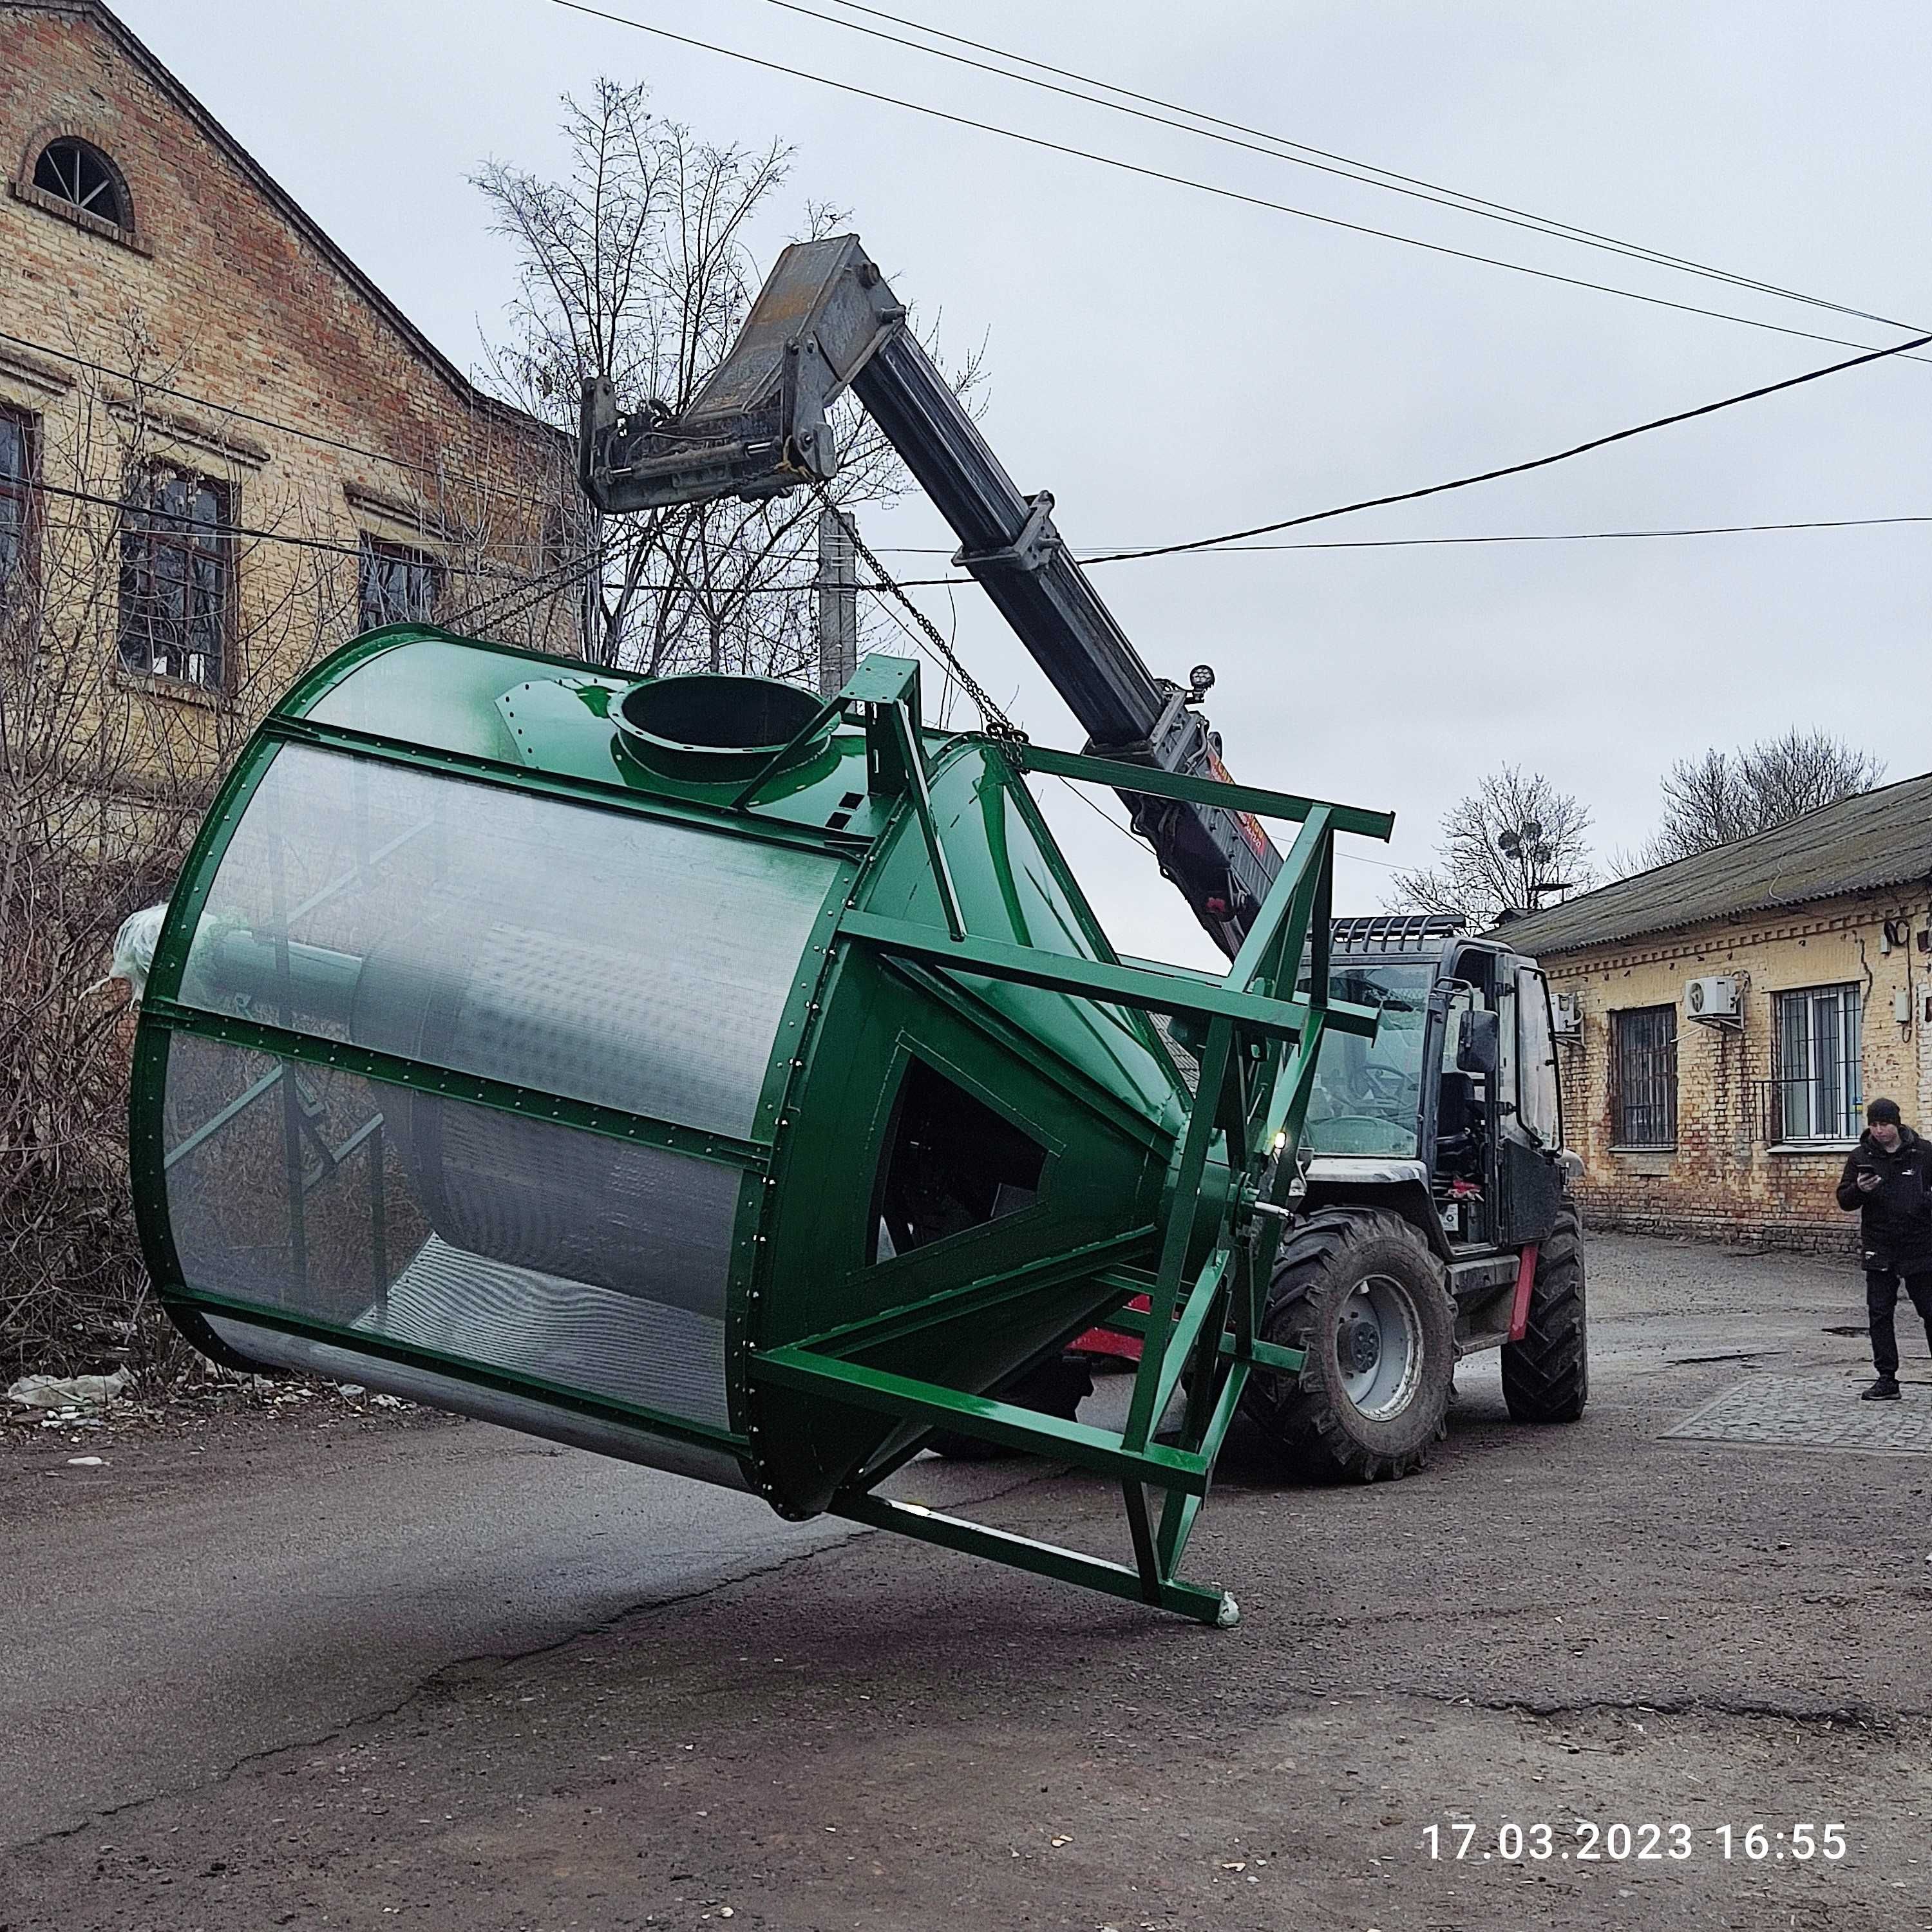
left=116, top=0, right=1929, bottom=966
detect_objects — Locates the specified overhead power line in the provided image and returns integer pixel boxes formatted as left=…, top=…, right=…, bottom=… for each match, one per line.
left=780, top=0, right=1920, bottom=340
left=858, top=514, right=1932, bottom=569
left=0, top=327, right=571, bottom=508
left=36, top=472, right=1922, bottom=590
left=24, top=476, right=559, bottom=579
left=1081, top=329, right=1932, bottom=562
left=551, top=1, right=1931, bottom=365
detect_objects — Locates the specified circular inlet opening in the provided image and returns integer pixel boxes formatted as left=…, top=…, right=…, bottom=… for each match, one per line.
left=615, top=674, right=829, bottom=781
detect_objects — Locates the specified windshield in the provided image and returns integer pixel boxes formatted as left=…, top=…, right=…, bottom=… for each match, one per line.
left=1303, top=962, right=1433, bottom=1158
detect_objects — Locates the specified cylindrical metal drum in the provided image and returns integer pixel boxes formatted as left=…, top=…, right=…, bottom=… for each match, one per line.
left=134, top=628, right=1201, bottom=1508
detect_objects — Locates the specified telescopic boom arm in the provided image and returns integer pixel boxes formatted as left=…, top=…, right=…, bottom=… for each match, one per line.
left=578, top=234, right=1282, bottom=959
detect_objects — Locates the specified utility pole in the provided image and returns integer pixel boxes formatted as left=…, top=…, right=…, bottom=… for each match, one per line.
left=815, top=503, right=858, bottom=697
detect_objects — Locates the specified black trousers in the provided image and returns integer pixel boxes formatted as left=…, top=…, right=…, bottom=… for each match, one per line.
left=1865, top=1269, right=1932, bottom=1377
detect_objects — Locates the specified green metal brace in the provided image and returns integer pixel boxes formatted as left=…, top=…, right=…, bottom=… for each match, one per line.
left=743, top=736, right=1389, bottom=1625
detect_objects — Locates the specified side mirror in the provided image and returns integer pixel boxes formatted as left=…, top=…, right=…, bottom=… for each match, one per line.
left=1457, top=1009, right=1500, bottom=1077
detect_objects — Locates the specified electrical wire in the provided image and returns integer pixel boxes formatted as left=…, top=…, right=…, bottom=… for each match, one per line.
left=25, top=478, right=1929, bottom=588
left=1080, top=329, right=1932, bottom=563
left=860, top=513, right=1932, bottom=581
left=550, top=1, right=1931, bottom=365
left=20, top=476, right=562, bottom=580
left=777, top=0, right=1922, bottom=340
left=0, top=327, right=573, bottom=508
left=860, top=515, right=1932, bottom=560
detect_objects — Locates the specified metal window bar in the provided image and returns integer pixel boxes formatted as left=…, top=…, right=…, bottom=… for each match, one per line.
left=0, top=410, right=34, bottom=589
left=1776, top=985, right=1862, bottom=1141
left=118, top=471, right=232, bottom=687
left=1613, top=1005, right=1676, bottom=1147
left=359, top=538, right=444, bottom=631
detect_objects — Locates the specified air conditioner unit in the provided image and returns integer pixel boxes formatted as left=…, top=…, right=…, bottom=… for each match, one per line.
left=1552, top=991, right=1583, bottom=1038
left=1684, top=974, right=1743, bottom=1024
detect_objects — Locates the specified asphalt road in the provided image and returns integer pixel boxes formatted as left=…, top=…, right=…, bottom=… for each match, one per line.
left=5, top=1233, right=1931, bottom=1931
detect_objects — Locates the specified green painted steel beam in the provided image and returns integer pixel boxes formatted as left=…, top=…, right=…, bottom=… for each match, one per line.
left=1227, top=808, right=1331, bottom=995
left=1124, top=1014, right=1233, bottom=1452
left=832, top=1492, right=1235, bottom=1626
left=730, top=692, right=847, bottom=810
left=265, top=714, right=848, bottom=860
left=142, top=999, right=768, bottom=1170
left=1142, top=1247, right=1233, bottom=1432
left=782, top=1225, right=1158, bottom=1356
left=1086, top=1300, right=1305, bottom=1377
left=161, top=1065, right=284, bottom=1170
left=1007, top=743, right=1395, bottom=842
left=1157, top=1359, right=1250, bottom=1575
left=838, top=912, right=1378, bottom=1039
left=751, top=1345, right=1212, bottom=1495
left=884, top=958, right=1170, bottom=1152
left=888, top=700, right=967, bottom=940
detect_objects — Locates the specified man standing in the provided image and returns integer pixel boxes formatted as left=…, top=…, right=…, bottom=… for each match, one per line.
left=1836, top=1097, right=1932, bottom=1401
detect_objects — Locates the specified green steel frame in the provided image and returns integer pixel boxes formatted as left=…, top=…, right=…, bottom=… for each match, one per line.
left=742, top=710, right=1392, bottom=1626
left=131, top=634, right=1395, bottom=1626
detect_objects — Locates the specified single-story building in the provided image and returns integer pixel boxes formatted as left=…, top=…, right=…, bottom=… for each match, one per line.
left=1497, top=773, right=1932, bottom=1251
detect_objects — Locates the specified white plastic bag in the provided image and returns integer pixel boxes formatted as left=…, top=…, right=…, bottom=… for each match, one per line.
left=104, top=903, right=168, bottom=1009
left=5, top=1369, right=132, bottom=1410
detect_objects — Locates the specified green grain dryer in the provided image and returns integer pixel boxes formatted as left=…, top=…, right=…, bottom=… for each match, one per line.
left=133, top=625, right=1390, bottom=1623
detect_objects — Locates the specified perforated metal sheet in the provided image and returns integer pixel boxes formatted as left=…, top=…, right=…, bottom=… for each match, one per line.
left=204, top=1314, right=747, bottom=1487
left=184, top=743, right=838, bottom=1139
left=164, top=1037, right=739, bottom=1428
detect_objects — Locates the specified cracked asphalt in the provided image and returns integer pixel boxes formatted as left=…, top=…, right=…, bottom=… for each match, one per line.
left=5, top=1233, right=1931, bottom=1931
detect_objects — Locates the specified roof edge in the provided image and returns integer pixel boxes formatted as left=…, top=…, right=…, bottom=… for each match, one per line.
left=16, top=1, right=564, bottom=449
left=1503, top=766, right=1932, bottom=957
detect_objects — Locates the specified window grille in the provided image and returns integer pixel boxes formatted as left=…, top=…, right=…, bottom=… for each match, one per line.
left=1774, top=984, right=1862, bottom=1142
left=118, top=469, right=232, bottom=688
left=0, top=410, right=35, bottom=594
left=1612, top=1005, right=1677, bottom=1147
left=359, top=536, right=443, bottom=630
left=32, top=138, right=129, bottom=228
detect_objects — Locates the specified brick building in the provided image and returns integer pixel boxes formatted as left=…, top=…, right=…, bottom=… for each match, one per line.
left=1501, top=775, right=1932, bottom=1253
left=1, top=0, right=584, bottom=790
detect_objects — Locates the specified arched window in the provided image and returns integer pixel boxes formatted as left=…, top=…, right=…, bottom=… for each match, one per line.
left=32, top=138, right=129, bottom=229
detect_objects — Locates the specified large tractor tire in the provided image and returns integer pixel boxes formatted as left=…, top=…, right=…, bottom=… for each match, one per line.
left=1501, top=1204, right=1588, bottom=1424
left=1243, top=1208, right=1457, bottom=1482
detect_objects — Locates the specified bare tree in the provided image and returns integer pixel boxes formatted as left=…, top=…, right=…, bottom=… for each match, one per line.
left=0, top=324, right=576, bottom=1377
left=1389, top=766, right=1596, bottom=929
left=1, top=341, right=352, bottom=1374
left=473, top=79, right=981, bottom=679
left=1637, top=728, right=1885, bottom=866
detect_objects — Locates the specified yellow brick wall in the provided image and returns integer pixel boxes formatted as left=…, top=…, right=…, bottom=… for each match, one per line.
left=1, top=3, right=580, bottom=801
left=1540, top=891, right=1932, bottom=1251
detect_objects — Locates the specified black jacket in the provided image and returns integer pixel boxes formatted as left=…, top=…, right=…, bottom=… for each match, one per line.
left=1837, top=1126, right=1932, bottom=1273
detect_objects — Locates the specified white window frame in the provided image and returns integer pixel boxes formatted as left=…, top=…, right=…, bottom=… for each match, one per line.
left=1775, top=983, right=1862, bottom=1143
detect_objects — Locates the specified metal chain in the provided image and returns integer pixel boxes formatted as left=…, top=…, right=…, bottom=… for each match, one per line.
left=448, top=531, right=612, bottom=635
left=813, top=482, right=1025, bottom=741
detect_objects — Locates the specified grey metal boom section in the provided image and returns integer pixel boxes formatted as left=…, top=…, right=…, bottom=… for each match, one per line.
left=578, top=232, right=1292, bottom=954
left=849, top=328, right=1162, bottom=746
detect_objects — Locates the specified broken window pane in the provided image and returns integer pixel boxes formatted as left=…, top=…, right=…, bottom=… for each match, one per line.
left=118, top=468, right=231, bottom=687
left=359, top=537, right=443, bottom=631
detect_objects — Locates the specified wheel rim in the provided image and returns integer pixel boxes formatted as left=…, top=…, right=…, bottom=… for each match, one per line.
left=1332, top=1272, right=1425, bottom=1420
